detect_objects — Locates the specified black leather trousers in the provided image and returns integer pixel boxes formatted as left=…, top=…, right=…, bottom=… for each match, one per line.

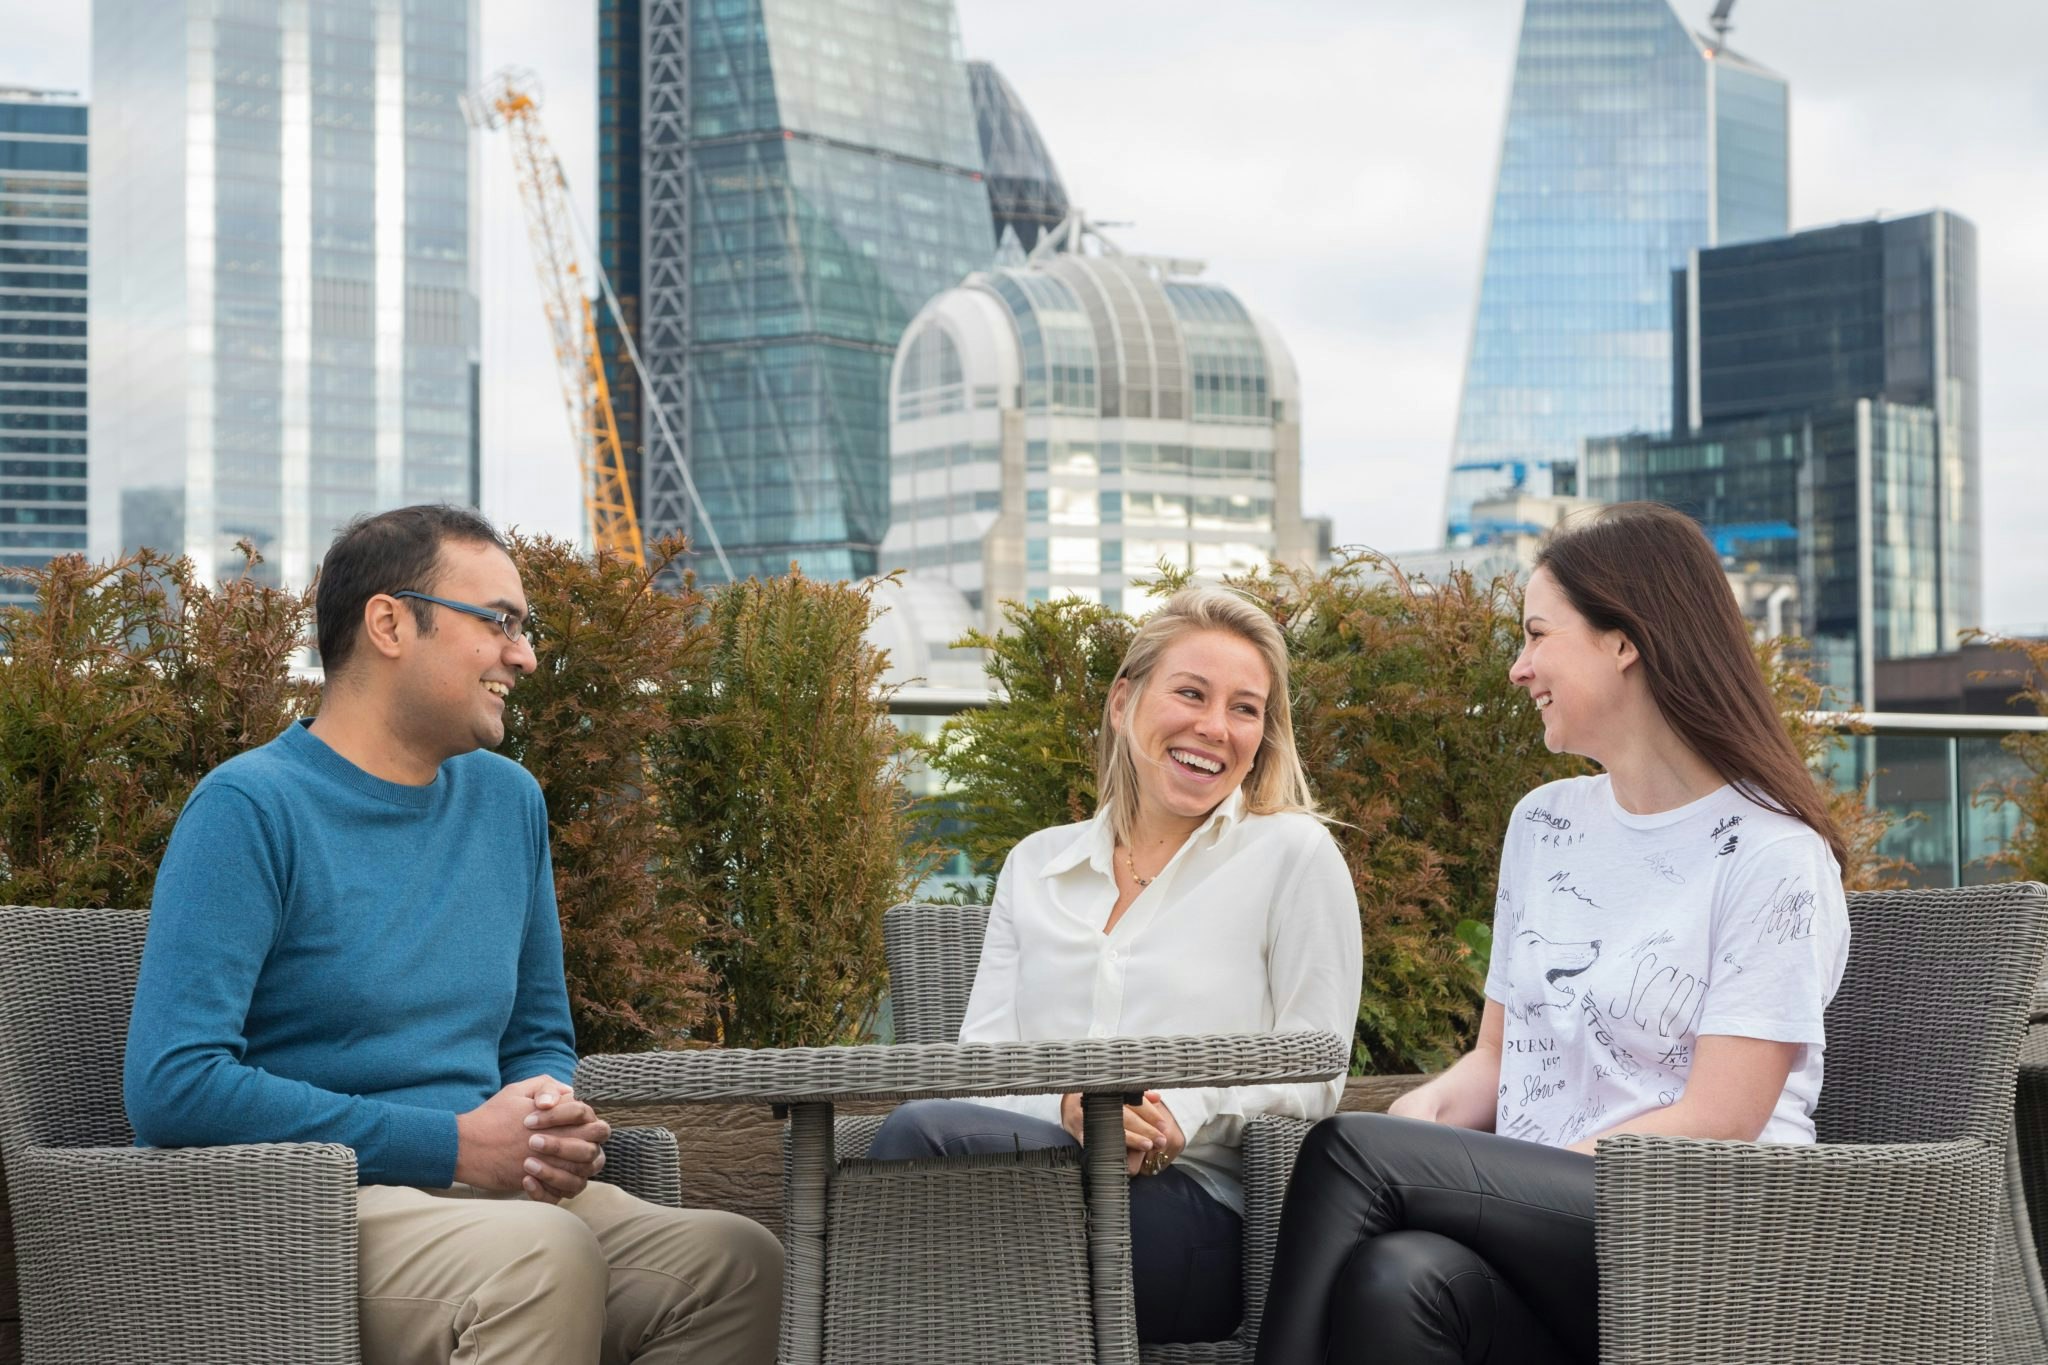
left=1254, top=1114, right=1597, bottom=1365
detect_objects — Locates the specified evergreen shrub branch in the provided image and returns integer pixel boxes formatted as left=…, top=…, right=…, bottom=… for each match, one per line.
left=654, top=569, right=937, bottom=1048
left=499, top=534, right=720, bottom=1053
left=0, top=546, right=316, bottom=909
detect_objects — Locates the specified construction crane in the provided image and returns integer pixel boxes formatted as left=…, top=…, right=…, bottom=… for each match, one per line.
left=1707, top=0, right=1737, bottom=49
left=462, top=69, right=644, bottom=567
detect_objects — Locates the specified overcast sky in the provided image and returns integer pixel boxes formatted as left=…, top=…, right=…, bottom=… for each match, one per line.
left=8, top=1, right=2046, bottom=630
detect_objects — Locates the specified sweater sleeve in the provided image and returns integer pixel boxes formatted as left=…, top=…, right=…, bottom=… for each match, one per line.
left=496, top=800, right=579, bottom=1089
left=1155, top=826, right=1363, bottom=1148
left=123, top=784, right=460, bottom=1186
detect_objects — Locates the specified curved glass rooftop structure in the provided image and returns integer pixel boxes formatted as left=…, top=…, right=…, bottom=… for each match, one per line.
left=967, top=61, right=1068, bottom=253
left=884, top=232, right=1309, bottom=623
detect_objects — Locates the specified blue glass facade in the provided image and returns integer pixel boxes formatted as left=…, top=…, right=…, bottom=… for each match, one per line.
left=0, top=95, right=89, bottom=608
left=1583, top=400, right=1940, bottom=706
left=1587, top=209, right=1979, bottom=705
left=1445, top=0, right=1787, bottom=545
left=1712, top=58, right=1789, bottom=246
left=89, top=0, right=479, bottom=591
left=636, top=0, right=995, bottom=584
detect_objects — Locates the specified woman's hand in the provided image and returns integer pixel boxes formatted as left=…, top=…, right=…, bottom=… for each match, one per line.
left=1060, top=1091, right=1085, bottom=1143
left=1059, top=1091, right=1189, bottom=1175
left=1126, top=1091, right=1187, bottom=1176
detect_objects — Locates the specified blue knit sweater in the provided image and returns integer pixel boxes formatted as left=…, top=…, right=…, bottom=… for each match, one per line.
left=124, top=719, right=578, bottom=1186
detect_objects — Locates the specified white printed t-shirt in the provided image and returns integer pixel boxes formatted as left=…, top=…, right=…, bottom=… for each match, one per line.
left=1483, top=774, right=1849, bottom=1148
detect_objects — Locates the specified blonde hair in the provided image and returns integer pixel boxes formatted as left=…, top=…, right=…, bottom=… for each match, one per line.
left=1097, top=586, right=1319, bottom=847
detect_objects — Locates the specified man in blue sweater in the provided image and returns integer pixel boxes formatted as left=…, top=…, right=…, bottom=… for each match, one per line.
left=124, top=505, right=781, bottom=1364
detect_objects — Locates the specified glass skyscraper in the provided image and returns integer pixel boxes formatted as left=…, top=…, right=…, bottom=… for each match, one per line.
left=88, top=0, right=480, bottom=590
left=634, top=0, right=995, bottom=584
left=1445, top=0, right=1788, bottom=545
left=967, top=62, right=1068, bottom=255
left=1583, top=210, right=1978, bottom=706
left=0, top=89, right=88, bottom=609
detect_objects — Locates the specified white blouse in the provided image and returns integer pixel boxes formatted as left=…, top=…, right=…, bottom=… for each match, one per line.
left=958, top=788, right=1363, bottom=1214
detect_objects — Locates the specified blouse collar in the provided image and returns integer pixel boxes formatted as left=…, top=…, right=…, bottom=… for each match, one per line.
left=1040, top=786, right=1249, bottom=880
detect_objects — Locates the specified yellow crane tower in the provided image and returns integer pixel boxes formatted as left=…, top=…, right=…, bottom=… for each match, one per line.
left=462, top=68, right=645, bottom=568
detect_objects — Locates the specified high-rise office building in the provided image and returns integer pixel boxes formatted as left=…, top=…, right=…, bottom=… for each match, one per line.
left=1582, top=210, right=1978, bottom=705
left=632, top=0, right=995, bottom=584
left=883, top=223, right=1312, bottom=627
left=1444, top=0, right=1788, bottom=545
left=89, top=0, right=480, bottom=590
left=967, top=62, right=1068, bottom=255
left=0, top=89, right=88, bottom=609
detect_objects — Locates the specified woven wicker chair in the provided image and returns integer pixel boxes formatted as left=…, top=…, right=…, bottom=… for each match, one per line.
left=854, top=903, right=1320, bottom=1365
left=0, top=904, right=682, bottom=1365
left=2003, top=977, right=2048, bottom=1361
left=576, top=902, right=1349, bottom=1365
left=1595, top=882, right=2048, bottom=1364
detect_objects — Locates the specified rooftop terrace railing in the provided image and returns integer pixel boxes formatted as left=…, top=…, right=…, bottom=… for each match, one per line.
left=888, top=690, right=2048, bottom=891
left=1814, top=710, right=2048, bottom=889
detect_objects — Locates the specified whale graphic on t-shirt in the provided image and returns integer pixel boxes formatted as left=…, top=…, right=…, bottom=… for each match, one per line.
left=1508, top=930, right=1602, bottom=1021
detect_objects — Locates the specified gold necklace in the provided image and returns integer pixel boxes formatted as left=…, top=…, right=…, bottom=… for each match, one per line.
left=1123, top=844, right=1153, bottom=888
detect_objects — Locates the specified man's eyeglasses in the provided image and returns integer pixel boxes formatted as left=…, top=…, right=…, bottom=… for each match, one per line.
left=392, top=590, right=535, bottom=644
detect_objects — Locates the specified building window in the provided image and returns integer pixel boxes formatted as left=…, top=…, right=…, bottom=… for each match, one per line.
left=894, top=322, right=965, bottom=422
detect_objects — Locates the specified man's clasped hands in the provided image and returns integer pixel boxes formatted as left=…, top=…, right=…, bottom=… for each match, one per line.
left=453, top=1075, right=612, bottom=1202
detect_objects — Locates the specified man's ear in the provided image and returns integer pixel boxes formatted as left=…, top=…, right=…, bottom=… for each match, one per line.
left=362, top=594, right=408, bottom=662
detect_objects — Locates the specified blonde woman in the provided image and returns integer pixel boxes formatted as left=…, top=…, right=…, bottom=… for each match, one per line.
left=871, top=586, right=1363, bottom=1344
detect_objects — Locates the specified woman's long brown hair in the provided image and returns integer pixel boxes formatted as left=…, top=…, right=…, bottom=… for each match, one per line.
left=1536, top=501, right=1847, bottom=867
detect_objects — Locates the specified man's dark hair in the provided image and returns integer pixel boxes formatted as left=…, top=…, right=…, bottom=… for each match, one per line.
left=314, top=504, right=509, bottom=681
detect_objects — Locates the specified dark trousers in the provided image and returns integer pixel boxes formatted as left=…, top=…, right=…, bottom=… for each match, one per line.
left=869, top=1098, right=1245, bottom=1343
left=1254, top=1114, right=1596, bottom=1365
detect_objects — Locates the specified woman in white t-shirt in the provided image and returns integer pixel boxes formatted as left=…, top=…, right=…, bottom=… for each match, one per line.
left=1255, top=502, right=1850, bottom=1365
left=869, top=586, right=1363, bottom=1344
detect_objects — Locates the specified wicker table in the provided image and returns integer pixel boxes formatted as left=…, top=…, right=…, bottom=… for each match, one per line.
left=576, top=1030, right=1348, bottom=1365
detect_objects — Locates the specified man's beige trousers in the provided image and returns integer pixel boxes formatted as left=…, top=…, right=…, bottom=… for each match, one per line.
left=354, top=1180, right=782, bottom=1365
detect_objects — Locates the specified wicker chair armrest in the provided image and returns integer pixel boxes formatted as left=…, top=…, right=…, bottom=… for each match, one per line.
left=9, top=1141, right=362, bottom=1363
left=1595, top=1133, right=2001, bottom=1364
left=575, top=1030, right=1349, bottom=1107
left=594, top=1124, right=682, bottom=1208
left=2032, top=978, right=2048, bottom=1026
